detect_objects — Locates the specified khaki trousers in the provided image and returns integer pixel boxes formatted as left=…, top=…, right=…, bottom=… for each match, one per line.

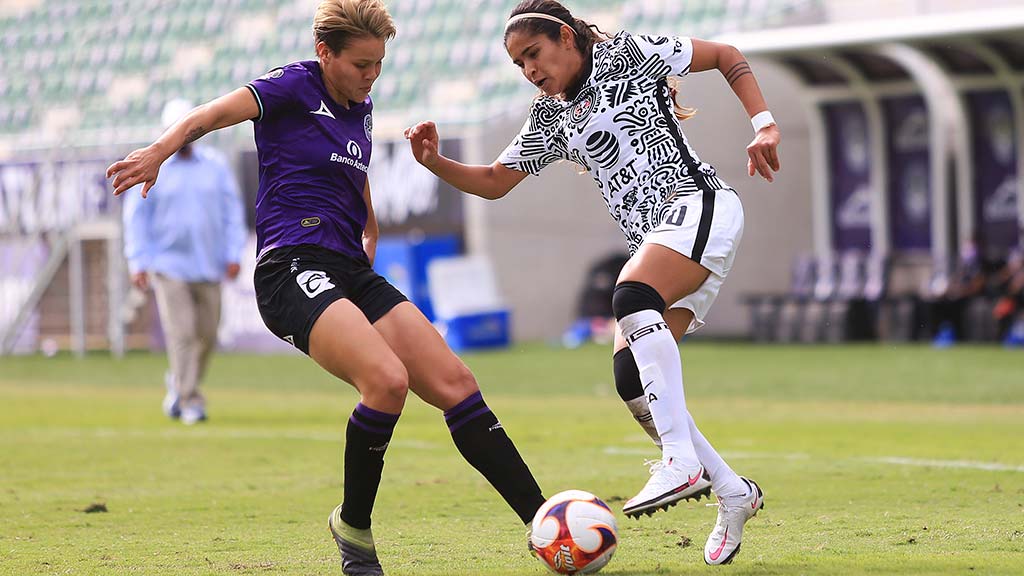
left=151, top=273, right=222, bottom=410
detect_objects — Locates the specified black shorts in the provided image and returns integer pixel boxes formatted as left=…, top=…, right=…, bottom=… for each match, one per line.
left=254, top=244, right=408, bottom=354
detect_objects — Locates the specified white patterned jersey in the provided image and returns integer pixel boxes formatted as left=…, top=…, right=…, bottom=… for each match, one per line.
left=499, top=31, right=733, bottom=254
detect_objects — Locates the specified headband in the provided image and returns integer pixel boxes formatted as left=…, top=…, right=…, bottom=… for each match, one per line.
left=505, top=12, right=573, bottom=31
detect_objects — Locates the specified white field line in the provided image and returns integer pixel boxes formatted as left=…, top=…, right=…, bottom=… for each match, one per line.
left=8, top=429, right=1024, bottom=471
left=603, top=446, right=1024, bottom=473
left=6, top=427, right=444, bottom=449
left=863, top=456, right=1024, bottom=473
left=602, top=446, right=811, bottom=460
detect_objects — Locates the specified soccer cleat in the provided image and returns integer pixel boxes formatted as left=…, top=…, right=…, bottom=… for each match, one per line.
left=704, top=477, right=764, bottom=565
left=329, top=504, right=384, bottom=576
left=623, top=458, right=712, bottom=518
left=162, top=372, right=180, bottom=419
left=180, top=406, right=207, bottom=425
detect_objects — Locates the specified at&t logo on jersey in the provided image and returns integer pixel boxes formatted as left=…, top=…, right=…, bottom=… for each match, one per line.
left=296, top=270, right=335, bottom=299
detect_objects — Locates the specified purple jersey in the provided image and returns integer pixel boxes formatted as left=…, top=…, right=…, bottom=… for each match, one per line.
left=246, top=60, right=374, bottom=260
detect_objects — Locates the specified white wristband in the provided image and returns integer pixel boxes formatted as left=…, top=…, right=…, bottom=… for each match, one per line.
left=751, top=111, right=776, bottom=133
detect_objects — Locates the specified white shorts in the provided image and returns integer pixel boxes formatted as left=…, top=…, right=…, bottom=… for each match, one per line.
left=640, top=188, right=745, bottom=334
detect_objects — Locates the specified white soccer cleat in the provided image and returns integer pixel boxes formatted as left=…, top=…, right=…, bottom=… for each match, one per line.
left=162, top=371, right=180, bottom=419
left=704, top=477, right=764, bottom=565
left=180, top=406, right=207, bottom=425
left=623, top=458, right=712, bottom=518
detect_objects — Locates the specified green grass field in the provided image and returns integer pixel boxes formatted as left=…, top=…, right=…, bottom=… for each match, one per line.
left=2, top=343, right=1023, bottom=575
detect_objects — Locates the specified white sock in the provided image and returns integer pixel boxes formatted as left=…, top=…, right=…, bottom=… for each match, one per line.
left=627, top=390, right=747, bottom=499
left=687, top=416, right=747, bottom=499
left=624, top=397, right=662, bottom=447
left=619, top=309, right=699, bottom=468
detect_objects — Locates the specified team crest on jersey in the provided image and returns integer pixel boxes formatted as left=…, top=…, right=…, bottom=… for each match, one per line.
left=570, top=86, right=598, bottom=127
left=363, top=114, right=373, bottom=142
left=262, top=68, right=284, bottom=80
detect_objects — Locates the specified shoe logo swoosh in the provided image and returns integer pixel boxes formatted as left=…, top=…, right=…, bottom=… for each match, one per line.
left=708, top=527, right=729, bottom=561
left=687, top=468, right=703, bottom=486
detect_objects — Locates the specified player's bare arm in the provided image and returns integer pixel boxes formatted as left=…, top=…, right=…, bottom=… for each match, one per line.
left=361, top=178, right=378, bottom=266
left=404, top=121, right=528, bottom=199
left=690, top=39, right=781, bottom=182
left=107, top=88, right=259, bottom=197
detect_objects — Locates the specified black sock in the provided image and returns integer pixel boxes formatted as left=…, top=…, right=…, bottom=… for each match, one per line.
left=445, top=391, right=546, bottom=524
left=341, top=403, right=399, bottom=530
left=613, top=347, right=644, bottom=402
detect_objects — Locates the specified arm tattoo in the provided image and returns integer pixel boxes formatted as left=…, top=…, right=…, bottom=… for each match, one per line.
left=726, top=61, right=752, bottom=86
left=183, top=126, right=206, bottom=145
left=726, top=62, right=751, bottom=82
left=724, top=61, right=747, bottom=77
left=728, top=70, right=753, bottom=86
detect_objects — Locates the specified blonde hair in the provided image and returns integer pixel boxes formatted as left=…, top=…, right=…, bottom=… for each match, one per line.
left=313, top=0, right=396, bottom=53
left=667, top=76, right=696, bottom=121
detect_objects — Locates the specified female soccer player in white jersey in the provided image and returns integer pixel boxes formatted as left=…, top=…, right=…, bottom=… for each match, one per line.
left=405, top=0, right=781, bottom=565
left=107, top=2, right=547, bottom=574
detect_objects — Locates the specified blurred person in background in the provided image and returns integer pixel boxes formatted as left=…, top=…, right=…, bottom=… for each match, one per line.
left=992, top=246, right=1024, bottom=345
left=406, top=0, right=780, bottom=565
left=109, top=2, right=547, bottom=574
left=121, top=98, right=247, bottom=425
left=927, top=235, right=987, bottom=346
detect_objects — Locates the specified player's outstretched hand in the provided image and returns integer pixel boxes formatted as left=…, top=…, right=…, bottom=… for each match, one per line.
left=404, top=121, right=440, bottom=169
left=747, top=124, right=781, bottom=183
left=107, top=144, right=166, bottom=197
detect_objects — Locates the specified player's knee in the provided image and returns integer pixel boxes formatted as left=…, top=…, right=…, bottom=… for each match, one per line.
left=444, top=362, right=478, bottom=398
left=365, top=363, right=409, bottom=404
left=425, top=362, right=478, bottom=410
left=611, top=281, right=666, bottom=321
left=613, top=348, right=643, bottom=402
left=383, top=366, right=410, bottom=401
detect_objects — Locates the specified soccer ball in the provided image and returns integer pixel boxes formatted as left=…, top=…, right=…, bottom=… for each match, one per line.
left=530, top=490, right=618, bottom=574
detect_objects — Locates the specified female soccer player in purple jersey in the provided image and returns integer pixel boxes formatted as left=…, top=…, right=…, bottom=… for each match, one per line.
left=107, top=1, right=546, bottom=574
left=406, top=0, right=781, bottom=566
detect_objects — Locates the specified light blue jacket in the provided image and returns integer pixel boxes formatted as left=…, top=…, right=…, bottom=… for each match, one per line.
left=122, top=146, right=247, bottom=282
